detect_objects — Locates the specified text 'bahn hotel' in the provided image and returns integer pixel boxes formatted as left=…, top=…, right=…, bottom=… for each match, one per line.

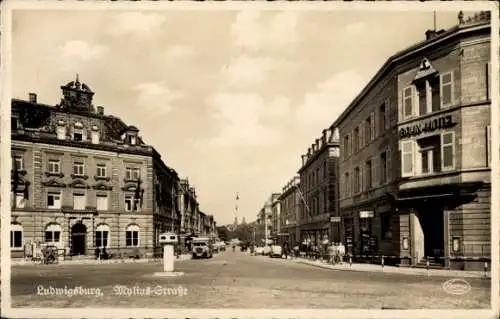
left=10, top=77, right=217, bottom=260
left=333, top=12, right=492, bottom=270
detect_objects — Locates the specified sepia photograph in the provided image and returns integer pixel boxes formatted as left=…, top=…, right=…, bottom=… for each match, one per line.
left=1, top=1, right=499, bottom=318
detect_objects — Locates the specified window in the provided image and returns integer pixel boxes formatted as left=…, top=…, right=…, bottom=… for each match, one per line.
left=403, top=86, right=414, bottom=119
left=96, top=194, right=108, bottom=211
left=344, top=172, right=350, bottom=197
left=56, top=126, right=66, bottom=140
left=417, top=135, right=441, bottom=175
left=125, top=195, right=134, bottom=211
left=401, top=141, right=414, bottom=177
left=96, top=164, right=107, bottom=178
left=365, top=160, right=372, bottom=190
left=440, top=72, right=454, bottom=107
left=126, top=167, right=140, bottom=180
left=343, top=135, right=350, bottom=158
left=441, top=132, right=455, bottom=171
left=73, top=162, right=85, bottom=176
left=130, top=136, right=137, bottom=145
left=91, top=131, right=100, bottom=144
left=380, top=213, right=393, bottom=240
left=48, top=159, right=61, bottom=174
left=45, top=224, right=61, bottom=244
left=379, top=103, right=386, bottom=134
left=380, top=152, right=387, bottom=184
left=126, top=224, right=140, bottom=247
left=95, top=224, right=110, bottom=248
left=365, top=116, right=372, bottom=143
left=353, top=127, right=360, bottom=153
left=354, top=167, right=360, bottom=194
left=10, top=224, right=23, bottom=249
left=487, top=126, right=491, bottom=167
left=13, top=156, right=24, bottom=171
left=15, top=193, right=25, bottom=208
left=73, top=129, right=83, bottom=141
left=73, top=193, right=86, bottom=210
left=47, top=192, right=61, bottom=209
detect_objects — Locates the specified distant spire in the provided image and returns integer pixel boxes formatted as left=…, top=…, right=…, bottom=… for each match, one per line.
left=75, top=73, right=81, bottom=89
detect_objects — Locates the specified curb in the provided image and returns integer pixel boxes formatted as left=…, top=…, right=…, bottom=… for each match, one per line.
left=11, top=255, right=193, bottom=266
left=292, top=259, right=490, bottom=279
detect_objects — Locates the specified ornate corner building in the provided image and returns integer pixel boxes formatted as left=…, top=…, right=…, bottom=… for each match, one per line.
left=333, top=11, right=492, bottom=270
left=10, top=77, right=217, bottom=259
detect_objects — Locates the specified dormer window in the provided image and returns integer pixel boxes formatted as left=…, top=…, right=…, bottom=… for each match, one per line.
left=56, top=120, right=66, bottom=140
left=73, top=122, right=84, bottom=141
left=130, top=136, right=137, bottom=145
left=91, top=125, right=99, bottom=144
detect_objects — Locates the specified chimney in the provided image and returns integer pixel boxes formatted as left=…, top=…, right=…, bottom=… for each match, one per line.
left=322, top=130, right=327, bottom=144
left=301, top=154, right=306, bottom=166
left=28, top=93, right=37, bottom=103
left=332, top=127, right=340, bottom=142
left=96, top=106, right=104, bottom=116
left=425, top=29, right=438, bottom=40
left=315, top=139, right=320, bottom=150
left=307, top=148, right=312, bottom=157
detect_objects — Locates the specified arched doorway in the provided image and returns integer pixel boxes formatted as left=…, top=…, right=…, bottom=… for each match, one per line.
left=71, top=222, right=87, bottom=256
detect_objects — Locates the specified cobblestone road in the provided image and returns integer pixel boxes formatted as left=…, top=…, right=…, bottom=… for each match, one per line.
left=10, top=250, right=490, bottom=308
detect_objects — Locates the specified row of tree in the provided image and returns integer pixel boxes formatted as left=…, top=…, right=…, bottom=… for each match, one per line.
left=217, top=222, right=255, bottom=243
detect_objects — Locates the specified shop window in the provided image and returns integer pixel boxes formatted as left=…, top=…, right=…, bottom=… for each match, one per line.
left=380, top=213, right=393, bottom=240
left=440, top=72, right=454, bottom=108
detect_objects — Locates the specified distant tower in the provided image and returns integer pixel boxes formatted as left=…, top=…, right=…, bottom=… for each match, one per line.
left=241, top=216, right=247, bottom=224
left=233, top=217, right=238, bottom=229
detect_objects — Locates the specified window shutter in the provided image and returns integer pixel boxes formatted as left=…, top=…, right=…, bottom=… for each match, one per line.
left=386, top=148, right=391, bottom=182
left=360, top=164, right=364, bottom=192
left=385, top=98, right=390, bottom=130
left=352, top=169, right=355, bottom=194
left=487, top=125, right=492, bottom=167
left=360, top=125, right=364, bottom=149
left=487, top=62, right=491, bottom=100
left=371, top=111, right=375, bottom=140
left=398, top=89, right=403, bottom=122
left=372, top=156, right=378, bottom=187
left=412, top=85, right=419, bottom=116
left=351, top=130, right=355, bottom=154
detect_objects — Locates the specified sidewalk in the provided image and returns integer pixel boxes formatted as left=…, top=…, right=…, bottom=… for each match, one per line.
left=289, top=256, right=490, bottom=279
left=10, top=254, right=192, bottom=266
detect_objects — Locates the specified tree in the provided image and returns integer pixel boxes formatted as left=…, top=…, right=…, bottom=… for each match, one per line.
left=234, top=223, right=253, bottom=243
left=217, top=226, right=230, bottom=241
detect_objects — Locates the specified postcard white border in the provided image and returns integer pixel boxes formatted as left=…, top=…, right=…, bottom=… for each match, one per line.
left=1, top=1, right=499, bottom=318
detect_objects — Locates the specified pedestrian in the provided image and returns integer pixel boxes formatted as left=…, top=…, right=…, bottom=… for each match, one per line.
left=338, top=242, right=345, bottom=264
left=283, top=242, right=289, bottom=259
left=332, top=242, right=339, bottom=264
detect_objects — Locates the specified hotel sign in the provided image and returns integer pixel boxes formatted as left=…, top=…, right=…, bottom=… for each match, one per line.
left=399, top=115, right=455, bottom=139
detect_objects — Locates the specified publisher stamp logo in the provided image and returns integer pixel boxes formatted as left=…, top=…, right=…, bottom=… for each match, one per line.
left=442, top=279, right=471, bottom=295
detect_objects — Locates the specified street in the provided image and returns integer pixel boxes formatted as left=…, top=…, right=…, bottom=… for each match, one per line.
left=10, top=250, right=490, bottom=309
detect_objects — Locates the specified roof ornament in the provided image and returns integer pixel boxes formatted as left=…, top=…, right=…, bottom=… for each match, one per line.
left=75, top=73, right=81, bottom=90
left=458, top=11, right=464, bottom=24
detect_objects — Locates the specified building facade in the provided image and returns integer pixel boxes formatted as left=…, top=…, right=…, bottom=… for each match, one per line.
left=270, top=195, right=281, bottom=241
left=278, top=176, right=301, bottom=246
left=333, top=11, right=492, bottom=269
left=10, top=78, right=182, bottom=259
left=297, top=127, right=340, bottom=246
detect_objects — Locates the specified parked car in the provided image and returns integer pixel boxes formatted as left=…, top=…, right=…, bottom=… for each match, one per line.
left=192, top=237, right=213, bottom=259
left=269, top=245, right=282, bottom=258
left=263, top=245, right=272, bottom=256
left=255, top=246, right=264, bottom=255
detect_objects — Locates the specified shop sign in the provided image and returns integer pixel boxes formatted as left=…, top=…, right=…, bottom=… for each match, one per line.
left=359, top=211, right=374, bottom=218
left=330, top=216, right=341, bottom=223
left=399, top=115, right=455, bottom=139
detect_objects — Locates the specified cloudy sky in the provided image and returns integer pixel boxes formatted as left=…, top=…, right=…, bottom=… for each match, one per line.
left=12, top=8, right=463, bottom=225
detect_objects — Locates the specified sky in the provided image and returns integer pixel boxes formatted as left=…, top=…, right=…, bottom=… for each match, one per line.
left=11, top=8, right=464, bottom=226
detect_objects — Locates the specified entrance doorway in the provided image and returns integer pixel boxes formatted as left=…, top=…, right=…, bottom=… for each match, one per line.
left=418, top=209, right=445, bottom=264
left=71, top=222, right=87, bottom=256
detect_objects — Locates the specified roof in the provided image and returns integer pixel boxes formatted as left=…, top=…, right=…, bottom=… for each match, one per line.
left=330, top=19, right=491, bottom=129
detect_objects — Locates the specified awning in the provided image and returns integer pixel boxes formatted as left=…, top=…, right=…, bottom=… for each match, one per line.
left=396, top=193, right=454, bottom=202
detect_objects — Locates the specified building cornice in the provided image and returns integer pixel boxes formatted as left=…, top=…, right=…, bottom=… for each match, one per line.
left=331, top=22, right=491, bottom=129
left=298, top=142, right=339, bottom=174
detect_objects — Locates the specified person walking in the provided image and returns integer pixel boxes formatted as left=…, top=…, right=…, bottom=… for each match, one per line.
left=338, top=242, right=346, bottom=264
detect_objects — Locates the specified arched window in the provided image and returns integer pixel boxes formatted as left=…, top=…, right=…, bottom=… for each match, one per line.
left=125, top=224, right=140, bottom=247
left=10, top=223, right=23, bottom=249
left=95, top=224, right=110, bottom=248
left=45, top=223, right=62, bottom=244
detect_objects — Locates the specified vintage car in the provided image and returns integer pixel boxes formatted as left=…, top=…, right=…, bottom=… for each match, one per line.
left=263, top=245, right=272, bottom=256
left=269, top=245, right=283, bottom=258
left=192, top=237, right=213, bottom=259
left=254, top=246, right=264, bottom=255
